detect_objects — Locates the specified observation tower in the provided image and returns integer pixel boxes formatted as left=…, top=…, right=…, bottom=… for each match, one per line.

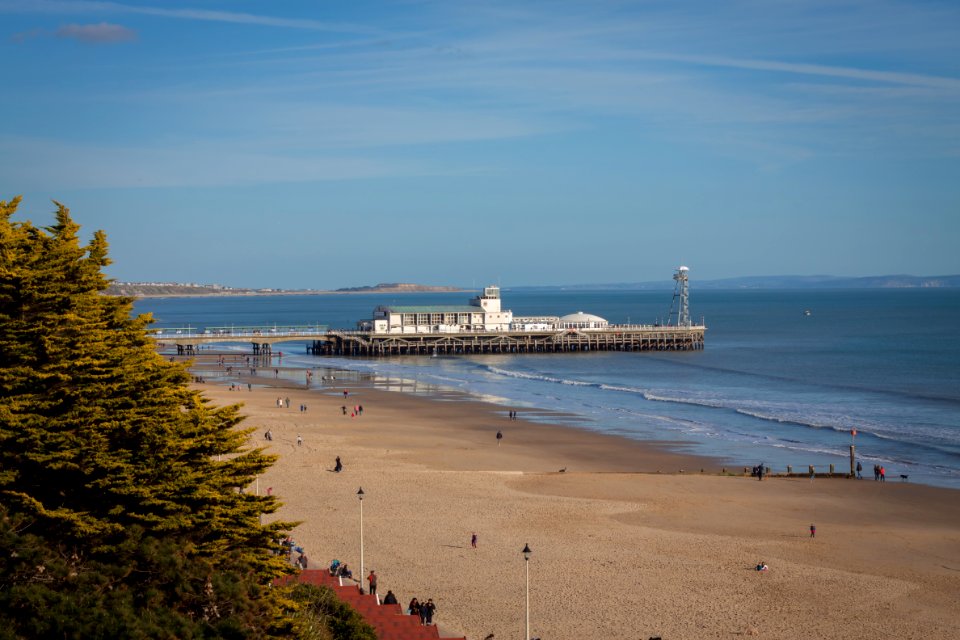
left=670, top=265, right=691, bottom=327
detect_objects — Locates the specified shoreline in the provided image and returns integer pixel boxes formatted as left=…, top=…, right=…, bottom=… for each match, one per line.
left=189, top=356, right=724, bottom=475
left=186, top=356, right=960, bottom=639
left=112, top=288, right=467, bottom=300
left=195, top=354, right=938, bottom=486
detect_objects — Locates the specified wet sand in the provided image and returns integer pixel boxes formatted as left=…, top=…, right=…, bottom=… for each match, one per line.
left=193, top=363, right=960, bottom=639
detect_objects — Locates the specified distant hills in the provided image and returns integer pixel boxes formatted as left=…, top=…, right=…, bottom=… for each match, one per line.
left=513, top=274, right=960, bottom=291
left=105, top=281, right=462, bottom=297
left=335, top=282, right=462, bottom=293
left=105, top=282, right=322, bottom=297
left=107, top=275, right=960, bottom=298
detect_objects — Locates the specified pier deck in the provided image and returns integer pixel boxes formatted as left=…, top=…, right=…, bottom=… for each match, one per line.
left=150, top=325, right=705, bottom=357
left=313, top=325, right=705, bottom=356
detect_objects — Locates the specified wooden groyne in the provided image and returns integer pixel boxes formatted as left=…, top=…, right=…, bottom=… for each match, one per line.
left=310, top=326, right=705, bottom=357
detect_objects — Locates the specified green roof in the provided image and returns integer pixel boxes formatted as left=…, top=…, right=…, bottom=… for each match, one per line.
left=380, top=305, right=478, bottom=313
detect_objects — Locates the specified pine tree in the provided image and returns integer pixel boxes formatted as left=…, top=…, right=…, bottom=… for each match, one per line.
left=0, top=197, right=298, bottom=638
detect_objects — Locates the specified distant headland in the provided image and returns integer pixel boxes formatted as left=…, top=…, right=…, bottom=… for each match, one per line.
left=514, top=274, right=960, bottom=291
left=107, top=274, right=960, bottom=298
left=105, top=282, right=464, bottom=298
left=334, top=282, right=462, bottom=293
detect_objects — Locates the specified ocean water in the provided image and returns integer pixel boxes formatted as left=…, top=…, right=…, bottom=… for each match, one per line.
left=133, top=289, right=960, bottom=488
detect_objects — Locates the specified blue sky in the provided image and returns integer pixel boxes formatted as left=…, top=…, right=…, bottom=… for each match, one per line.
left=2, top=0, right=958, bottom=288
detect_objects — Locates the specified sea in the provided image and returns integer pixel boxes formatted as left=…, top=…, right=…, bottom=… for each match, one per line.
left=133, top=289, right=960, bottom=489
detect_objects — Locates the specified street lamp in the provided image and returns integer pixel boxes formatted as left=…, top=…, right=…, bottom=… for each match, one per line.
left=522, top=543, right=532, bottom=640
left=357, top=487, right=365, bottom=593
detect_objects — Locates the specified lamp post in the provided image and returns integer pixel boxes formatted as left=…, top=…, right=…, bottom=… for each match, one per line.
left=522, top=543, right=532, bottom=640
left=357, top=487, right=365, bottom=592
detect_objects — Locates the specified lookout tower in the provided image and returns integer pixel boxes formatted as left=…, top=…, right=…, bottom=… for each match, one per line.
left=471, top=285, right=502, bottom=313
left=670, top=266, right=691, bottom=327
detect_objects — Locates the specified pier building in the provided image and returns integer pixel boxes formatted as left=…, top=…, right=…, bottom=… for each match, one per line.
left=311, top=268, right=705, bottom=355
left=359, top=286, right=512, bottom=334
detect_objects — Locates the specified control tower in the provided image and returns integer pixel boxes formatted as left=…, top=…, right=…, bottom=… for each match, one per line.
left=670, top=266, right=691, bottom=327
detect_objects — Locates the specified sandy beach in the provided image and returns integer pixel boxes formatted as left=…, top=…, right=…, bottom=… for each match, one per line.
left=192, top=361, right=960, bottom=639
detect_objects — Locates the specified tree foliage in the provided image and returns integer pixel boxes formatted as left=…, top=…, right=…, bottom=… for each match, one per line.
left=0, top=197, right=301, bottom=638
left=288, top=584, right=378, bottom=640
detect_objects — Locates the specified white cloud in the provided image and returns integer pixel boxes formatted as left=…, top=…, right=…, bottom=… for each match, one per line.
left=0, top=135, right=467, bottom=189
left=56, top=21, right=135, bottom=43
left=628, top=51, right=960, bottom=92
left=1, top=0, right=377, bottom=34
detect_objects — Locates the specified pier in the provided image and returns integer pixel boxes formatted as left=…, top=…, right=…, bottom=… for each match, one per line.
left=150, top=324, right=705, bottom=357
left=149, top=268, right=706, bottom=357
left=312, top=325, right=705, bottom=356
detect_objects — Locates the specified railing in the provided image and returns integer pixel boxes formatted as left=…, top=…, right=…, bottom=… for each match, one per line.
left=358, top=324, right=705, bottom=335
left=148, top=323, right=704, bottom=339
left=148, top=325, right=328, bottom=339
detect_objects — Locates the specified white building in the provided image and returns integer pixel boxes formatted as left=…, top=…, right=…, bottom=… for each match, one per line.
left=360, top=286, right=513, bottom=334
left=557, top=311, right=609, bottom=329
left=357, top=287, right=619, bottom=335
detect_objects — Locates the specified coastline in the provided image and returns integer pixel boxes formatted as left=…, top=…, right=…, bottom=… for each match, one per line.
left=109, top=288, right=467, bottom=299
left=189, top=359, right=960, bottom=639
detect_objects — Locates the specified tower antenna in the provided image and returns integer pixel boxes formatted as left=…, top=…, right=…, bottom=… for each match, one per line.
left=668, top=265, right=691, bottom=327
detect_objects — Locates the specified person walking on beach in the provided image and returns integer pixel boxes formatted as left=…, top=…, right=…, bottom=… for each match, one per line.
left=471, top=532, right=477, bottom=548
left=874, top=464, right=880, bottom=481
left=856, top=461, right=862, bottom=479
left=367, top=570, right=377, bottom=596
left=422, top=599, right=436, bottom=625
left=810, top=523, right=816, bottom=538
left=880, top=466, right=886, bottom=482
left=334, top=456, right=342, bottom=473
left=297, top=434, right=303, bottom=447
left=496, top=430, right=503, bottom=446
left=757, top=463, right=764, bottom=481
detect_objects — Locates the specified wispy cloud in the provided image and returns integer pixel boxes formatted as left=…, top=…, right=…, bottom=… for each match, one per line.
left=10, top=26, right=44, bottom=42
left=1, top=0, right=379, bottom=34
left=0, top=134, right=488, bottom=189
left=56, top=21, right=135, bottom=43
left=628, top=51, right=960, bottom=92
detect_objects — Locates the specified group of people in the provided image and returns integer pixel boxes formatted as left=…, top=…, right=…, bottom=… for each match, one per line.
left=276, top=396, right=291, bottom=408
left=406, top=597, right=438, bottom=625
left=328, top=559, right=353, bottom=579
left=342, top=404, right=364, bottom=417
left=281, top=536, right=309, bottom=569
left=873, top=464, right=886, bottom=482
